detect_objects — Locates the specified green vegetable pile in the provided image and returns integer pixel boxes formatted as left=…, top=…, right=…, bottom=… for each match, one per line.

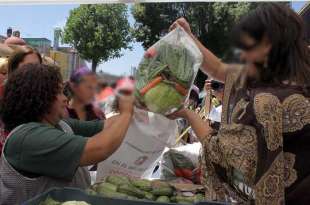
left=86, top=175, right=205, bottom=204
left=135, top=41, right=197, bottom=115
left=39, top=197, right=90, bottom=205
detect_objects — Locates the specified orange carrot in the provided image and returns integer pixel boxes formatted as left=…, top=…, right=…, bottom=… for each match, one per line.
left=175, top=83, right=188, bottom=96
left=140, top=76, right=163, bottom=96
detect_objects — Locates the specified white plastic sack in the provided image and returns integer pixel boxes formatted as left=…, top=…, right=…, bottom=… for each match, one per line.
left=96, top=108, right=177, bottom=182
left=159, top=142, right=202, bottom=183
left=208, top=105, right=222, bottom=123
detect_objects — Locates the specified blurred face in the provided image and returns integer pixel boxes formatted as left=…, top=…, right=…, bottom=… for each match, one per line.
left=18, top=53, right=41, bottom=69
left=45, top=85, right=69, bottom=124
left=238, top=33, right=271, bottom=66
left=72, top=74, right=98, bottom=105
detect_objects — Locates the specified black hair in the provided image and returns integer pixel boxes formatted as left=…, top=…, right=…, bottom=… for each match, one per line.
left=189, top=91, right=199, bottom=103
left=211, top=80, right=224, bottom=91
left=234, top=3, right=310, bottom=87
left=111, top=82, right=117, bottom=89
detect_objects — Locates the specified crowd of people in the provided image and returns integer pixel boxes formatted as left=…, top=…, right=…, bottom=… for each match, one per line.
left=0, top=2, right=309, bottom=205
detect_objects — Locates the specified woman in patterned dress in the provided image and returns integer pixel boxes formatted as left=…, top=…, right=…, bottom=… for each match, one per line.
left=169, top=3, right=310, bottom=204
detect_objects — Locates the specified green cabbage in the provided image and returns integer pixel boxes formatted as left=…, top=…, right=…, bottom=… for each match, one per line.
left=143, top=82, right=183, bottom=114
left=39, top=197, right=61, bottom=205
left=135, top=35, right=199, bottom=114
left=157, top=43, right=195, bottom=87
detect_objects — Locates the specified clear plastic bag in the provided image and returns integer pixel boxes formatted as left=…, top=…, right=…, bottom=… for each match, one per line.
left=135, top=26, right=203, bottom=115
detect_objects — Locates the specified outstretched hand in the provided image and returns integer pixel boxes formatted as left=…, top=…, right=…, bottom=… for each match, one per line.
left=117, top=93, right=135, bottom=116
left=166, top=108, right=190, bottom=120
left=169, top=17, right=192, bottom=36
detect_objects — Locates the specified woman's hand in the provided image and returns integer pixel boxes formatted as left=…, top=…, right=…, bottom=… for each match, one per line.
left=167, top=108, right=191, bottom=120
left=168, top=107, right=211, bottom=141
left=117, top=94, right=135, bottom=116
left=169, top=18, right=193, bottom=37
left=170, top=18, right=228, bottom=82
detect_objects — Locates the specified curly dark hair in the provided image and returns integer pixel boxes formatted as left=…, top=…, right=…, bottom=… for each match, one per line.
left=1, top=63, right=63, bottom=131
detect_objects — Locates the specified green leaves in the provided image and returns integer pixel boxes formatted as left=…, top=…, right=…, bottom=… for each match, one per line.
left=131, top=2, right=258, bottom=59
left=63, top=4, right=132, bottom=72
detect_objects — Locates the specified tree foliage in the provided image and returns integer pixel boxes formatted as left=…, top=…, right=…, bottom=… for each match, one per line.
left=63, top=4, right=132, bottom=72
left=132, top=2, right=259, bottom=58
left=131, top=2, right=259, bottom=88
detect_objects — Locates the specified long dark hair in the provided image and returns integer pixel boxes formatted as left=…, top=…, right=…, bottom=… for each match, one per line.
left=7, top=46, right=42, bottom=75
left=234, top=3, right=310, bottom=86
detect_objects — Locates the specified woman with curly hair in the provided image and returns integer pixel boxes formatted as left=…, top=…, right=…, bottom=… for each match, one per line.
left=169, top=3, right=310, bottom=205
left=0, top=64, right=134, bottom=204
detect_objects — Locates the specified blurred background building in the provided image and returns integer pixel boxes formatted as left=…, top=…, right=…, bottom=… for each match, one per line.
left=23, top=38, right=51, bottom=54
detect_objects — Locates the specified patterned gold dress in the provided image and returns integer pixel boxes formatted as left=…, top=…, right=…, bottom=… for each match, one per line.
left=201, top=66, right=310, bottom=205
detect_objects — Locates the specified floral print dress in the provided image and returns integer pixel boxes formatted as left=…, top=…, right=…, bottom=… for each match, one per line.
left=201, top=66, right=310, bottom=205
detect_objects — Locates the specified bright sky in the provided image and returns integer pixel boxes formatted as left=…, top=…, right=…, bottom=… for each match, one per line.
left=0, top=1, right=307, bottom=76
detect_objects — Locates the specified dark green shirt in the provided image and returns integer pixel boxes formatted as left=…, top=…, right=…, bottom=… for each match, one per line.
left=4, top=118, right=103, bottom=180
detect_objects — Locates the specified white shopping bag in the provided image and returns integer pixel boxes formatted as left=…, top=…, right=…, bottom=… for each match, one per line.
left=208, top=105, right=222, bottom=123
left=96, top=108, right=177, bottom=182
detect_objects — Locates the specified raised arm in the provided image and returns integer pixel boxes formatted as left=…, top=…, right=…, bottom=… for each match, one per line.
left=169, top=108, right=211, bottom=142
left=79, top=95, right=134, bottom=166
left=170, top=18, right=229, bottom=82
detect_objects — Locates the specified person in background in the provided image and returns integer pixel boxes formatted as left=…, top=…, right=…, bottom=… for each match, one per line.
left=0, top=47, right=42, bottom=156
left=177, top=85, right=201, bottom=144
left=96, top=80, right=108, bottom=97
left=0, top=58, right=8, bottom=156
left=65, top=67, right=104, bottom=121
left=186, top=85, right=200, bottom=110
left=0, top=64, right=134, bottom=204
left=0, top=58, right=8, bottom=78
left=64, top=67, right=105, bottom=175
left=95, top=81, right=114, bottom=112
left=187, top=85, right=201, bottom=143
left=7, top=46, right=42, bottom=75
left=103, top=77, right=135, bottom=118
left=170, top=3, right=310, bottom=204
left=0, top=58, right=8, bottom=99
left=128, top=75, right=135, bottom=81
left=205, top=80, right=224, bottom=131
